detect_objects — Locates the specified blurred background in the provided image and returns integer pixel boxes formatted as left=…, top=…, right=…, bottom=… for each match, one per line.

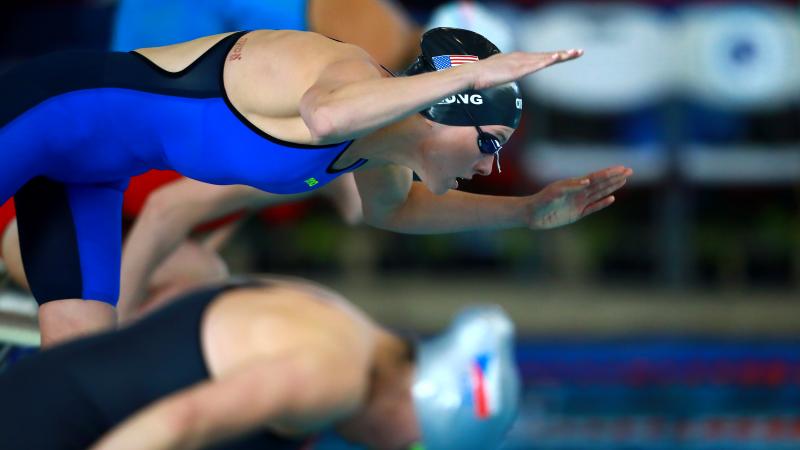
left=0, top=0, right=799, bottom=448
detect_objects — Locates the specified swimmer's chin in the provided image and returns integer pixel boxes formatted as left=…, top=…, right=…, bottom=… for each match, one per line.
left=422, top=179, right=454, bottom=195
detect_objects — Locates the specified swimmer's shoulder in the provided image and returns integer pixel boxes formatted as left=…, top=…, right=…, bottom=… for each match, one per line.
left=206, top=278, right=375, bottom=359
left=205, top=280, right=374, bottom=405
left=132, top=29, right=375, bottom=74
left=198, top=281, right=371, bottom=432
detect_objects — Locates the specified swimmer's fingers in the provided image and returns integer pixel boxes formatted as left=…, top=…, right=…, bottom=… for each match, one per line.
left=585, top=177, right=628, bottom=205
left=548, top=48, right=584, bottom=64
left=509, top=49, right=584, bottom=73
left=581, top=195, right=616, bottom=218
left=558, top=177, right=591, bottom=193
left=510, top=49, right=584, bottom=73
left=581, top=166, right=632, bottom=204
left=470, top=50, right=584, bottom=90
left=587, top=166, right=633, bottom=183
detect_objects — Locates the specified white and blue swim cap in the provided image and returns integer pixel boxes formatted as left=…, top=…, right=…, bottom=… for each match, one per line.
left=412, top=306, right=520, bottom=450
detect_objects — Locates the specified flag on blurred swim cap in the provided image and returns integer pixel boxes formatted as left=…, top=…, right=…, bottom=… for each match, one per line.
left=431, top=54, right=479, bottom=70
left=469, top=353, right=502, bottom=419
left=412, top=306, right=520, bottom=450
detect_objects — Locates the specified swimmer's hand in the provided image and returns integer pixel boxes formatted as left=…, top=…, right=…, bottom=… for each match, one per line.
left=526, top=165, right=633, bottom=230
left=464, top=49, right=583, bottom=91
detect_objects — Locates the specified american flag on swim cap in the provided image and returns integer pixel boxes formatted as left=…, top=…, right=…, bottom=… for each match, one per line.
left=431, top=54, right=479, bottom=71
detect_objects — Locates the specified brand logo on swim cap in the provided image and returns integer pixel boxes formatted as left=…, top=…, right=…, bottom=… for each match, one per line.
left=438, top=93, right=484, bottom=106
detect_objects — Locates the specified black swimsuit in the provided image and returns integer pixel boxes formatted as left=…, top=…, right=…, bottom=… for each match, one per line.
left=0, top=281, right=311, bottom=450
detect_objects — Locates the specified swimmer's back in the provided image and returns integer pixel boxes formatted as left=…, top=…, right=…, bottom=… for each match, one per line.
left=201, top=276, right=375, bottom=379
left=136, top=29, right=378, bottom=145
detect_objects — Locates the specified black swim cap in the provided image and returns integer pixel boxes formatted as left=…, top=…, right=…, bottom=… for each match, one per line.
left=403, top=27, right=522, bottom=129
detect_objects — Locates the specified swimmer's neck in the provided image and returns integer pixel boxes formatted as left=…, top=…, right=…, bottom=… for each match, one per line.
left=333, top=329, right=416, bottom=443
left=372, top=328, right=415, bottom=384
left=367, top=329, right=416, bottom=409
left=346, top=115, right=430, bottom=172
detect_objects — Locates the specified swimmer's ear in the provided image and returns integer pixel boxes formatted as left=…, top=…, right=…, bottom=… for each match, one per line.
left=396, top=329, right=420, bottom=363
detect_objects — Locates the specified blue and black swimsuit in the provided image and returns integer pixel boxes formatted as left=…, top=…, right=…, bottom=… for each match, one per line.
left=0, top=31, right=365, bottom=305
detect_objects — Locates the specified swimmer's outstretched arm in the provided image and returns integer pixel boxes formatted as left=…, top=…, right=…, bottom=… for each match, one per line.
left=357, top=165, right=633, bottom=233
left=300, top=48, right=582, bottom=143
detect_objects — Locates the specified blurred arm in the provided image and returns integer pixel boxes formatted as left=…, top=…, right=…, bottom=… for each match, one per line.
left=308, top=0, right=422, bottom=71
left=90, top=356, right=302, bottom=450
left=119, top=175, right=362, bottom=321
left=118, top=179, right=307, bottom=320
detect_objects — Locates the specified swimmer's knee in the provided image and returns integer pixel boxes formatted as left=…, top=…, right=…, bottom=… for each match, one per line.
left=38, top=299, right=117, bottom=346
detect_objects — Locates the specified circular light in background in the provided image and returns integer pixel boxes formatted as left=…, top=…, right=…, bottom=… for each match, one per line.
left=681, top=4, right=800, bottom=110
left=517, top=4, right=677, bottom=112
